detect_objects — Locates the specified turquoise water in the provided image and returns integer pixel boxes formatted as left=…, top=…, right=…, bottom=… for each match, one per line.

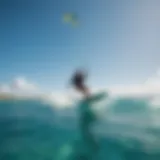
left=0, top=96, right=160, bottom=160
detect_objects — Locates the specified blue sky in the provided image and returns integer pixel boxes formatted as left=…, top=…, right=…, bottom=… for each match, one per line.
left=0, top=0, right=160, bottom=91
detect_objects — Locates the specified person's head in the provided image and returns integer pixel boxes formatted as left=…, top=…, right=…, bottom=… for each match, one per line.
left=75, top=68, right=88, bottom=78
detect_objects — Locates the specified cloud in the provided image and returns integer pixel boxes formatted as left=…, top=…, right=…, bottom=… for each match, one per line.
left=0, top=84, right=11, bottom=93
left=0, top=77, right=39, bottom=97
left=107, top=69, right=160, bottom=102
left=0, top=77, right=73, bottom=106
left=11, top=77, right=37, bottom=92
left=1, top=69, right=160, bottom=107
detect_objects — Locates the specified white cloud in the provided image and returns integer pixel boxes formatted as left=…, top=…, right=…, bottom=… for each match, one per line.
left=1, top=69, right=160, bottom=107
left=106, top=69, right=160, bottom=98
left=0, top=77, right=39, bottom=97
left=0, top=77, right=74, bottom=107
left=105, top=69, right=160, bottom=109
left=0, top=84, right=11, bottom=93
left=11, top=77, right=37, bottom=92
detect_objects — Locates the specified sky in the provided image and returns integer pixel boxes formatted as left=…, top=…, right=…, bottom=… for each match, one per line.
left=0, top=0, right=160, bottom=92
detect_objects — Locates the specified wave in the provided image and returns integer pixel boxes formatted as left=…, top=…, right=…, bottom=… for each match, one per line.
left=0, top=93, right=160, bottom=160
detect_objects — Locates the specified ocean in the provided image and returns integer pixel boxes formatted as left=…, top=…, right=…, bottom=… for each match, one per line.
left=0, top=93, right=160, bottom=160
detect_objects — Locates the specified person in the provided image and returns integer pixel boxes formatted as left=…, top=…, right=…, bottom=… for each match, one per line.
left=70, top=69, right=90, bottom=97
left=70, top=69, right=99, bottom=154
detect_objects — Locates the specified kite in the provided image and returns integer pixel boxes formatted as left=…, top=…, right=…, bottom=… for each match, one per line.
left=62, top=13, right=79, bottom=27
